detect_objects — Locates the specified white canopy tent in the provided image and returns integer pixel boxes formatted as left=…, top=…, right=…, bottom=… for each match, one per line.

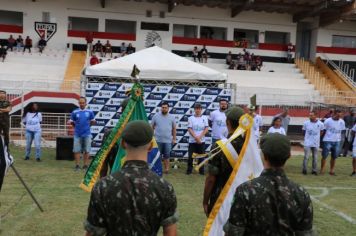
left=85, top=46, right=227, bottom=82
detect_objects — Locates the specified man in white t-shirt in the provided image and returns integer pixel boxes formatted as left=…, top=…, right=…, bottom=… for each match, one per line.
left=248, top=105, right=263, bottom=143
left=302, top=111, right=324, bottom=175
left=209, top=99, right=228, bottom=145
left=187, top=103, right=209, bottom=175
left=351, top=123, right=356, bottom=177
left=321, top=110, right=346, bottom=175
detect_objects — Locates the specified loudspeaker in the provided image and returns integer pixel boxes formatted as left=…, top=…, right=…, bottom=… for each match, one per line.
left=56, top=137, right=74, bottom=160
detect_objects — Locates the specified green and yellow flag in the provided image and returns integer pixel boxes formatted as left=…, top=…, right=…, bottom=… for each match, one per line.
left=80, top=80, right=163, bottom=192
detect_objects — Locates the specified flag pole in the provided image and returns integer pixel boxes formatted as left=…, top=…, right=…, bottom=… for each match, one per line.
left=10, top=164, right=44, bottom=212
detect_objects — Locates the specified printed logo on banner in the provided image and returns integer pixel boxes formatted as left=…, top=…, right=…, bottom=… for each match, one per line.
left=94, top=91, right=116, bottom=98
left=144, top=85, right=155, bottom=93
left=93, top=133, right=104, bottom=141
left=148, top=93, right=165, bottom=100
left=164, top=93, right=184, bottom=101
left=177, top=121, right=188, bottom=130
left=197, top=95, right=216, bottom=103
left=173, top=143, right=189, bottom=151
left=175, top=101, right=195, bottom=109
left=90, top=98, right=108, bottom=104
left=164, top=101, right=178, bottom=107
left=171, top=86, right=189, bottom=93
left=106, top=119, right=118, bottom=127
left=94, top=119, right=107, bottom=127
left=173, top=114, right=184, bottom=122
left=181, top=94, right=199, bottom=101
left=204, top=88, right=220, bottom=95
left=220, top=89, right=231, bottom=96
left=152, top=86, right=172, bottom=93
left=95, top=111, right=115, bottom=119
left=145, top=107, right=156, bottom=114
left=86, top=90, right=96, bottom=97
left=170, top=108, right=188, bottom=115
left=87, top=104, right=104, bottom=112
left=117, top=83, right=133, bottom=92
left=180, top=136, right=189, bottom=143
left=176, top=130, right=186, bottom=137
left=91, top=126, right=104, bottom=134
left=144, top=100, right=161, bottom=107
left=106, top=98, right=124, bottom=106
left=87, top=83, right=104, bottom=90
left=187, top=87, right=206, bottom=95
left=171, top=151, right=185, bottom=158
left=91, top=141, right=102, bottom=148
left=103, top=84, right=118, bottom=91
left=103, top=106, right=119, bottom=112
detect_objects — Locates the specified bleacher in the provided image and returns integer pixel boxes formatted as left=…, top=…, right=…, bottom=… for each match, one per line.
left=203, top=59, right=324, bottom=105
left=0, top=48, right=71, bottom=91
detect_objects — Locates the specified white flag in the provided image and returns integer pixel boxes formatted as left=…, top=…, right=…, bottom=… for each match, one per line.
left=0, top=135, right=14, bottom=191
left=204, top=128, right=264, bottom=235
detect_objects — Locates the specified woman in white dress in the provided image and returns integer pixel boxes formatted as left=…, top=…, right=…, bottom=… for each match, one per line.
left=267, top=117, right=286, bottom=135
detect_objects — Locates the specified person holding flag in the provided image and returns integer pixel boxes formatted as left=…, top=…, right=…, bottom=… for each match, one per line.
left=223, top=133, right=314, bottom=235
left=203, top=106, right=245, bottom=216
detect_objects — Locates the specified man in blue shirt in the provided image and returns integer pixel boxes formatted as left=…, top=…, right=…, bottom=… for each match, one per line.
left=70, top=97, right=96, bottom=171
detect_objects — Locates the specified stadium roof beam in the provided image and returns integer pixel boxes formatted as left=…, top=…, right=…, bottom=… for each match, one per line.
left=293, top=0, right=330, bottom=22
left=100, top=0, right=106, bottom=8
left=231, top=0, right=251, bottom=18
left=319, top=1, right=356, bottom=27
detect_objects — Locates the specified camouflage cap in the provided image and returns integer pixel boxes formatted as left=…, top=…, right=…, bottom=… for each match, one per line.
left=260, top=133, right=291, bottom=161
left=122, top=120, right=153, bottom=147
left=226, top=106, right=244, bottom=122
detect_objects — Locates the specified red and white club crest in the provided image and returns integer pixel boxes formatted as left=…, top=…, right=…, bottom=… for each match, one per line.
left=34, top=22, right=57, bottom=42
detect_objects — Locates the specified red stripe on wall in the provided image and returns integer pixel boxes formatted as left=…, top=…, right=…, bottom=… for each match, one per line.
left=11, top=91, right=80, bottom=107
left=0, top=24, right=23, bottom=33
left=68, top=30, right=136, bottom=41
left=172, top=37, right=290, bottom=51
left=317, top=46, right=356, bottom=55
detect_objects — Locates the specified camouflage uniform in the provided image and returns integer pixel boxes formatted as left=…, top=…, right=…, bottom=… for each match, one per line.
left=224, top=168, right=314, bottom=236
left=207, top=135, right=245, bottom=214
left=0, top=100, right=11, bottom=145
left=85, top=160, right=178, bottom=236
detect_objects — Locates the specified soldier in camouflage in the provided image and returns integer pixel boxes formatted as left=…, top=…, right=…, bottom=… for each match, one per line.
left=224, top=133, right=314, bottom=236
left=84, top=120, right=178, bottom=236
left=0, top=90, right=12, bottom=146
left=203, top=106, right=245, bottom=216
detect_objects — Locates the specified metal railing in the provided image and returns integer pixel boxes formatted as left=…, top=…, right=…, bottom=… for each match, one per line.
left=320, top=52, right=356, bottom=87
left=10, top=113, right=71, bottom=141
left=295, top=57, right=356, bottom=106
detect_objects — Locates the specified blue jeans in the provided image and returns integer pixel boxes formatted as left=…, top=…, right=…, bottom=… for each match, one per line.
left=157, top=142, right=172, bottom=159
left=322, top=141, right=340, bottom=159
left=25, top=130, right=41, bottom=159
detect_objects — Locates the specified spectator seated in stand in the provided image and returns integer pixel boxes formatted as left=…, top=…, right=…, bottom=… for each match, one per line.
left=227, top=49, right=263, bottom=71
left=93, top=40, right=103, bottom=57
left=23, top=36, right=33, bottom=53
left=16, top=35, right=23, bottom=52
left=120, top=42, right=127, bottom=56
left=127, top=43, right=135, bottom=54
left=7, top=35, right=15, bottom=52
left=0, top=45, right=7, bottom=62
left=89, top=54, right=99, bottom=66
left=104, top=40, right=112, bottom=57
left=38, top=37, right=47, bottom=53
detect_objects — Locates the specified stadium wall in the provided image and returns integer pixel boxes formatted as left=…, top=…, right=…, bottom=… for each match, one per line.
left=0, top=0, right=355, bottom=62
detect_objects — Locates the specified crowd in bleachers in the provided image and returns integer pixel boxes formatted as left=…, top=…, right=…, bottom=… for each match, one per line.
left=226, top=49, right=263, bottom=71
left=89, top=40, right=136, bottom=66
left=0, top=34, right=48, bottom=62
left=191, top=46, right=263, bottom=71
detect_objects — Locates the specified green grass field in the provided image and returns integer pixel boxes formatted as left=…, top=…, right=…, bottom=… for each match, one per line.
left=1, top=146, right=356, bottom=236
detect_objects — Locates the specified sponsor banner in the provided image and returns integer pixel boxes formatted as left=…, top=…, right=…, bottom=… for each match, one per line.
left=87, top=83, right=231, bottom=157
